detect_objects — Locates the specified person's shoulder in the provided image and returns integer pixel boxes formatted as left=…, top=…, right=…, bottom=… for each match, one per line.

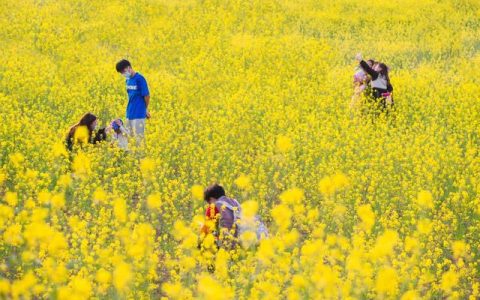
left=135, top=72, right=146, bottom=80
left=214, top=199, right=226, bottom=209
left=134, top=73, right=147, bottom=85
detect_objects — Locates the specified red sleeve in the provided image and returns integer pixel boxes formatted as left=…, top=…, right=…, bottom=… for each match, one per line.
left=201, top=205, right=219, bottom=235
left=206, top=206, right=219, bottom=219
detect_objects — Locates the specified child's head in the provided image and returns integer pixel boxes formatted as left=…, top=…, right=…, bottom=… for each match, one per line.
left=204, top=184, right=225, bottom=204
left=367, top=59, right=375, bottom=67
left=374, top=63, right=389, bottom=76
left=111, top=119, right=124, bottom=134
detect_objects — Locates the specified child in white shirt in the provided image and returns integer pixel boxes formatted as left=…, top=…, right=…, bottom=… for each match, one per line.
left=110, top=119, right=130, bottom=150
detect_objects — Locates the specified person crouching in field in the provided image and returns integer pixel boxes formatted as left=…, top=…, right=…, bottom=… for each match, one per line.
left=109, top=119, right=130, bottom=150
left=65, top=112, right=107, bottom=151
left=355, top=53, right=393, bottom=111
left=199, top=184, right=241, bottom=251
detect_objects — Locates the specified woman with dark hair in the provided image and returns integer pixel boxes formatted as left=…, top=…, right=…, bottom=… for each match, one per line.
left=65, top=113, right=107, bottom=151
left=355, top=53, right=393, bottom=108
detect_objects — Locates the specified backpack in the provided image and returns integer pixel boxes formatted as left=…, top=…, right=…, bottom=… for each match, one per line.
left=215, top=199, right=269, bottom=243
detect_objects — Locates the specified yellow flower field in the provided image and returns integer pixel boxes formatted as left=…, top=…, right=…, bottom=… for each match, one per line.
left=1, top=0, right=480, bottom=298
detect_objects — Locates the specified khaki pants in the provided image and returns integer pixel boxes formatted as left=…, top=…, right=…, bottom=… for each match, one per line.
left=126, top=118, right=146, bottom=146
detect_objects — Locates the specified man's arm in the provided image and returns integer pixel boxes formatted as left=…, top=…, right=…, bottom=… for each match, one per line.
left=144, top=95, right=150, bottom=118
left=140, top=76, right=151, bottom=119
left=144, top=95, right=150, bottom=107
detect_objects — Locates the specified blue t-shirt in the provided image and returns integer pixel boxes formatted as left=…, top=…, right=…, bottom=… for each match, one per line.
left=125, top=72, right=149, bottom=119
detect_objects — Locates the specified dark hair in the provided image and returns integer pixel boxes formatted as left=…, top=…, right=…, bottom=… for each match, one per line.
left=377, top=63, right=390, bottom=83
left=66, top=112, right=97, bottom=150
left=204, top=184, right=225, bottom=202
left=78, top=112, right=98, bottom=130
left=367, top=59, right=375, bottom=66
left=116, top=59, right=131, bottom=73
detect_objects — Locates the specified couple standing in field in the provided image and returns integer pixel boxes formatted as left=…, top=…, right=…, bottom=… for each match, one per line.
left=351, top=53, right=394, bottom=115
left=65, top=59, right=151, bottom=151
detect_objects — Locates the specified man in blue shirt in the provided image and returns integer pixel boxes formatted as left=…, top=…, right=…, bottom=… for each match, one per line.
left=116, top=59, right=150, bottom=146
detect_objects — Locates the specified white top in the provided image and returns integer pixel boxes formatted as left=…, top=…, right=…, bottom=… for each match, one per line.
left=112, top=125, right=130, bottom=150
left=371, top=74, right=388, bottom=90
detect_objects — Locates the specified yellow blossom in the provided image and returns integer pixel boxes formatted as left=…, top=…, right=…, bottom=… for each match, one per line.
left=318, top=173, right=349, bottom=196
left=93, top=188, right=107, bottom=204
left=441, top=269, right=459, bottom=292
left=191, top=184, right=204, bottom=201
left=197, top=274, right=233, bottom=300
left=0, top=170, right=6, bottom=186
left=234, top=174, right=252, bottom=190
left=416, top=219, right=433, bottom=235
left=401, top=290, right=420, bottom=300
left=357, top=204, right=375, bottom=233
left=3, top=224, right=23, bottom=246
left=4, top=192, right=18, bottom=207
left=279, top=188, right=304, bottom=205
left=375, top=267, right=398, bottom=296
left=416, top=190, right=434, bottom=209
left=73, top=126, right=89, bottom=145
left=9, top=153, right=25, bottom=168
left=276, top=135, right=293, bottom=153
left=114, top=261, right=132, bottom=293
left=96, top=268, right=111, bottom=285
left=72, top=152, right=91, bottom=176
left=51, top=193, right=66, bottom=209
left=113, top=198, right=127, bottom=223
left=140, top=158, right=155, bottom=175
left=271, top=203, right=292, bottom=230
left=452, top=240, right=468, bottom=258
left=372, top=230, right=399, bottom=258
left=147, top=193, right=162, bottom=210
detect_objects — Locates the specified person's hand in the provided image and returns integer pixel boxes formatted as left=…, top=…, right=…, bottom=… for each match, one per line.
left=355, top=53, right=363, bottom=62
left=146, top=111, right=151, bottom=119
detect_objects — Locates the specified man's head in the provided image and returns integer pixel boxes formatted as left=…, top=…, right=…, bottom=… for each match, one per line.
left=204, top=184, right=225, bottom=204
left=116, top=59, right=134, bottom=79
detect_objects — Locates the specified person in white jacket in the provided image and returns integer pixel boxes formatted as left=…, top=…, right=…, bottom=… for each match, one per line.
left=109, top=119, right=130, bottom=150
